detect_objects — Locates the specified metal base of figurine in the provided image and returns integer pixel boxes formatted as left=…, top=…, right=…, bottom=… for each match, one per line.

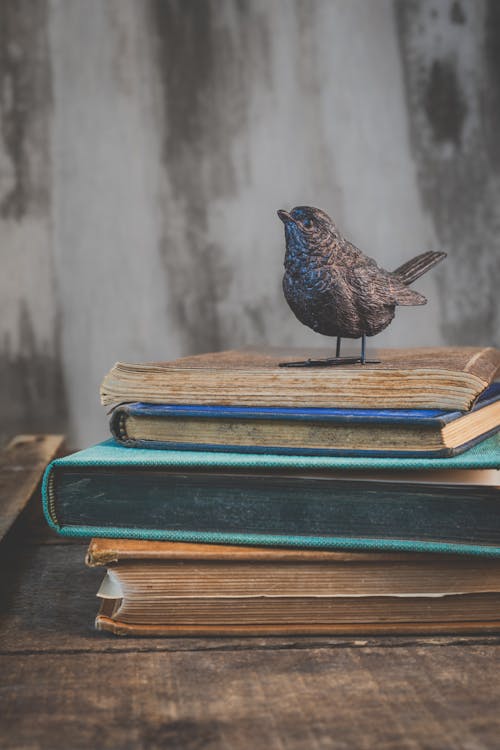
left=279, top=335, right=381, bottom=368
left=279, top=356, right=380, bottom=367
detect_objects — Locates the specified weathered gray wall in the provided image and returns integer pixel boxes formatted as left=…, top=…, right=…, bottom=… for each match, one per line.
left=1, top=0, right=498, bottom=447
left=0, top=0, right=67, bottom=442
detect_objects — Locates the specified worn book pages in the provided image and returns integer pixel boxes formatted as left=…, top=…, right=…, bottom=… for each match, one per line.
left=88, top=539, right=500, bottom=636
left=100, top=346, right=500, bottom=411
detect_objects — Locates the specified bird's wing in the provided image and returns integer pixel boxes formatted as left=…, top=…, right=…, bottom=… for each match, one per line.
left=341, top=240, right=365, bottom=263
left=351, top=261, right=427, bottom=307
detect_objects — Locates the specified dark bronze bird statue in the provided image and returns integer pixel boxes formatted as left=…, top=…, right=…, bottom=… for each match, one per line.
left=277, top=206, right=446, bottom=366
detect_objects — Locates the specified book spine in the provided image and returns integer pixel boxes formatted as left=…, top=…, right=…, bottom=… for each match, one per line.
left=41, top=466, right=500, bottom=557
left=109, top=405, right=133, bottom=445
left=42, top=465, right=59, bottom=532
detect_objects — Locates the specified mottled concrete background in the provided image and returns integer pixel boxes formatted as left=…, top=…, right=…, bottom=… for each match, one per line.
left=0, top=0, right=498, bottom=447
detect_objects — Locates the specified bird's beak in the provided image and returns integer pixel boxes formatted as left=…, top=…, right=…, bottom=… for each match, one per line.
left=277, top=209, right=294, bottom=224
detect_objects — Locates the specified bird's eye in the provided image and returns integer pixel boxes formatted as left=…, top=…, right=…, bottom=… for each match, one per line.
left=303, top=218, right=313, bottom=229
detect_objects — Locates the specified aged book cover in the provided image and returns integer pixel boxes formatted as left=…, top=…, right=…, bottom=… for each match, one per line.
left=100, top=346, right=500, bottom=411
left=43, top=436, right=500, bottom=555
left=109, top=383, right=500, bottom=458
left=88, top=539, right=500, bottom=636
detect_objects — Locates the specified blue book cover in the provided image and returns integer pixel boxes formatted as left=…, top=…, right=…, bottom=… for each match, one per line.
left=43, top=434, right=500, bottom=556
left=109, top=383, right=500, bottom=458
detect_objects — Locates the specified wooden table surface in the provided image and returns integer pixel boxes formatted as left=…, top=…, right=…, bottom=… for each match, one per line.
left=1, top=440, right=500, bottom=749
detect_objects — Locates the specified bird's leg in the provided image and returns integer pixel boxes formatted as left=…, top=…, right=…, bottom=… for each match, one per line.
left=336, top=337, right=341, bottom=358
left=358, top=334, right=380, bottom=364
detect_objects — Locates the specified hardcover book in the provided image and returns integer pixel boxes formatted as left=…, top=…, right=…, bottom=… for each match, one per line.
left=109, top=383, right=500, bottom=458
left=43, top=436, right=500, bottom=556
left=100, top=346, right=500, bottom=411
left=87, top=539, right=500, bottom=636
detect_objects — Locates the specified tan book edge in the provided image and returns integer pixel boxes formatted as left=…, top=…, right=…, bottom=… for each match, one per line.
left=86, top=538, right=448, bottom=565
left=95, top=612, right=500, bottom=637
left=100, top=346, right=500, bottom=411
left=96, top=592, right=500, bottom=626
left=95, top=561, right=500, bottom=598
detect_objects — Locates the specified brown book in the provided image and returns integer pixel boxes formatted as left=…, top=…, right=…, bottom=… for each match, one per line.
left=87, top=538, right=500, bottom=636
left=101, top=346, right=500, bottom=411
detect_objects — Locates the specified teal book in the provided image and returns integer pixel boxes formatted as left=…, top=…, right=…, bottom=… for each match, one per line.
left=42, top=435, right=500, bottom=556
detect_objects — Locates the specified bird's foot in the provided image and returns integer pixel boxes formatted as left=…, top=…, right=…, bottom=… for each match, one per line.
left=279, top=357, right=380, bottom=368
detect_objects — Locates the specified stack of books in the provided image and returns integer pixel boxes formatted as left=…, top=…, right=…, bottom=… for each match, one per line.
left=42, top=346, right=500, bottom=635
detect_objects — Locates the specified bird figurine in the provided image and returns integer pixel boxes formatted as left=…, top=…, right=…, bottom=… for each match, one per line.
left=277, top=206, right=446, bottom=366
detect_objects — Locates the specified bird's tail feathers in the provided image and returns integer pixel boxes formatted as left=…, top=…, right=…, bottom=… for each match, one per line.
left=393, top=250, right=446, bottom=285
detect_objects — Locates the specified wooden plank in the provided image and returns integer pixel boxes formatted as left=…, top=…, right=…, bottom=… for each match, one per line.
left=0, top=435, right=64, bottom=542
left=1, top=541, right=499, bottom=654
left=1, top=645, right=500, bottom=749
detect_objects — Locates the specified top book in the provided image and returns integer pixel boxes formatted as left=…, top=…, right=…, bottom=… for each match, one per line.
left=101, top=346, right=500, bottom=412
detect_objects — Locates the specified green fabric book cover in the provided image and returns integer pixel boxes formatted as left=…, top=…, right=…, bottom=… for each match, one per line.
left=42, top=435, right=500, bottom=556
